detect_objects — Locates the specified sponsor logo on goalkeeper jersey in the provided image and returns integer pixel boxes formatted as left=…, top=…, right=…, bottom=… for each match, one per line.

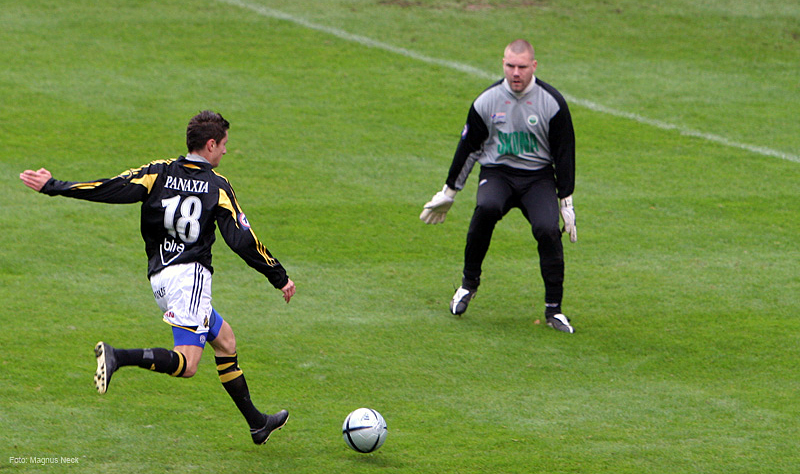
left=164, top=176, right=209, bottom=193
left=497, top=130, right=539, bottom=155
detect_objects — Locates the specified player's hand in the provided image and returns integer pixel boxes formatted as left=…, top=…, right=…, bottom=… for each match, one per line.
left=19, top=168, right=52, bottom=192
left=560, top=195, right=577, bottom=243
left=280, top=279, right=296, bottom=303
left=420, top=185, right=457, bottom=224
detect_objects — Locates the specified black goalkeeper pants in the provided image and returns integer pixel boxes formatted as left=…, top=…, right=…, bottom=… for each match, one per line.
left=462, top=165, right=564, bottom=305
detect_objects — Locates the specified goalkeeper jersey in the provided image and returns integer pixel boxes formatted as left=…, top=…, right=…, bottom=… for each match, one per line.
left=445, top=76, right=575, bottom=199
left=40, top=155, right=289, bottom=289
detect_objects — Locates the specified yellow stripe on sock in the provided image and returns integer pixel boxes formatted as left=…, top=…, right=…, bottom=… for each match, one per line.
left=219, top=370, right=243, bottom=384
left=216, top=362, right=236, bottom=371
left=170, top=352, right=186, bottom=377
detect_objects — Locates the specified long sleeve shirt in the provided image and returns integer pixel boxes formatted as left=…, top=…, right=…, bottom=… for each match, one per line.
left=40, top=155, right=289, bottom=289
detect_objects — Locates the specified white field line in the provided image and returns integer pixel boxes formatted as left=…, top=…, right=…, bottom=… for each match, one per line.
left=215, top=0, right=799, bottom=163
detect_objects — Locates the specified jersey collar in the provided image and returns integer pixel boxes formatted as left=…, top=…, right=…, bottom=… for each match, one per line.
left=184, top=153, right=211, bottom=165
left=502, top=75, right=537, bottom=98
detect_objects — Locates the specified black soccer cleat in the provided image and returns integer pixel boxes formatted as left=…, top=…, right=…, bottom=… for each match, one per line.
left=449, top=286, right=476, bottom=315
left=250, top=409, right=289, bottom=445
left=94, top=341, right=118, bottom=394
left=546, top=314, right=576, bottom=334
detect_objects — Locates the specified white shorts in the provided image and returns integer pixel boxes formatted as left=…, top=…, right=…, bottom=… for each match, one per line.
left=150, top=263, right=213, bottom=334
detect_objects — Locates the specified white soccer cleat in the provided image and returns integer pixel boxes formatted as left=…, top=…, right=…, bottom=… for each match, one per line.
left=546, top=314, right=575, bottom=333
left=450, top=286, right=476, bottom=315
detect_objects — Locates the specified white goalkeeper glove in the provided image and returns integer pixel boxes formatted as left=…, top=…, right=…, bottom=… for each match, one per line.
left=560, top=195, right=577, bottom=243
left=420, top=185, right=457, bottom=224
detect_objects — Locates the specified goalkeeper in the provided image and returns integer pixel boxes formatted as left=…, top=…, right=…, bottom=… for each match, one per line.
left=420, top=39, right=578, bottom=333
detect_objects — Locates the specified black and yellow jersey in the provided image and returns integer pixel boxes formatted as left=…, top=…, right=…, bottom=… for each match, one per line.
left=40, top=155, right=289, bottom=289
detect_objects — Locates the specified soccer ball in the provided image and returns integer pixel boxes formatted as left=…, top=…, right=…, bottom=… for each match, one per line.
left=342, top=408, right=388, bottom=453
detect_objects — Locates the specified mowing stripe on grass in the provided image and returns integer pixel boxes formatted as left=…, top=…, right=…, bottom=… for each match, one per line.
left=214, top=0, right=800, bottom=164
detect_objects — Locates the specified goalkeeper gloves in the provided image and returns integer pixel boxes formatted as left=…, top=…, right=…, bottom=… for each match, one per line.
left=560, top=195, right=577, bottom=243
left=420, top=185, right=457, bottom=224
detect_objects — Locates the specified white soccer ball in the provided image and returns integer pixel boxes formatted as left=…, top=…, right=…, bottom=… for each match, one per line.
left=342, top=407, right=388, bottom=453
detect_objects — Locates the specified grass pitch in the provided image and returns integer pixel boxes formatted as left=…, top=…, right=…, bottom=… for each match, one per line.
left=2, top=0, right=799, bottom=472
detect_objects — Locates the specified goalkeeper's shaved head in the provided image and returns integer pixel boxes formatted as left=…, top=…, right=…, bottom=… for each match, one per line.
left=505, top=39, right=535, bottom=59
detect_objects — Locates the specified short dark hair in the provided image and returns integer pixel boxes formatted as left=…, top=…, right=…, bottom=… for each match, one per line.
left=186, top=110, right=230, bottom=153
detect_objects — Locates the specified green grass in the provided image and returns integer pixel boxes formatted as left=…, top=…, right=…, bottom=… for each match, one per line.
left=2, top=0, right=799, bottom=472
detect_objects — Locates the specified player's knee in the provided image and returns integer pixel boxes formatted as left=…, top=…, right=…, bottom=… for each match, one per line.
left=474, top=202, right=503, bottom=220
left=210, top=321, right=237, bottom=355
left=181, top=364, right=198, bottom=378
left=532, top=222, right=560, bottom=242
left=170, top=350, right=200, bottom=378
left=476, top=199, right=502, bottom=211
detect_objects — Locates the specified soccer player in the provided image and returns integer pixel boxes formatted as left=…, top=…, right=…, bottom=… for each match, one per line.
left=19, top=110, right=296, bottom=444
left=420, top=39, right=578, bottom=333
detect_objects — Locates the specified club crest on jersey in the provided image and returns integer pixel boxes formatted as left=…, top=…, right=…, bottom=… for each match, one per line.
left=491, top=112, right=506, bottom=124
left=527, top=115, right=539, bottom=126
left=238, top=213, right=251, bottom=229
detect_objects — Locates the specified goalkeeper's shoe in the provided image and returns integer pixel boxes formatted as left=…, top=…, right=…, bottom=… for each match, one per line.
left=94, top=341, right=118, bottom=394
left=450, top=286, right=476, bottom=316
left=546, top=314, right=575, bottom=334
left=251, top=409, right=289, bottom=445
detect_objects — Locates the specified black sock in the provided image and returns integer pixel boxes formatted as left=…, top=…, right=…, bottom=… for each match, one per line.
left=545, top=303, right=561, bottom=316
left=462, top=275, right=480, bottom=291
left=216, top=353, right=264, bottom=429
left=114, top=348, right=186, bottom=377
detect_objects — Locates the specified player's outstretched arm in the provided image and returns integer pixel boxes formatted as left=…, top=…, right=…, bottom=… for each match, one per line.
left=19, top=168, right=52, bottom=192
